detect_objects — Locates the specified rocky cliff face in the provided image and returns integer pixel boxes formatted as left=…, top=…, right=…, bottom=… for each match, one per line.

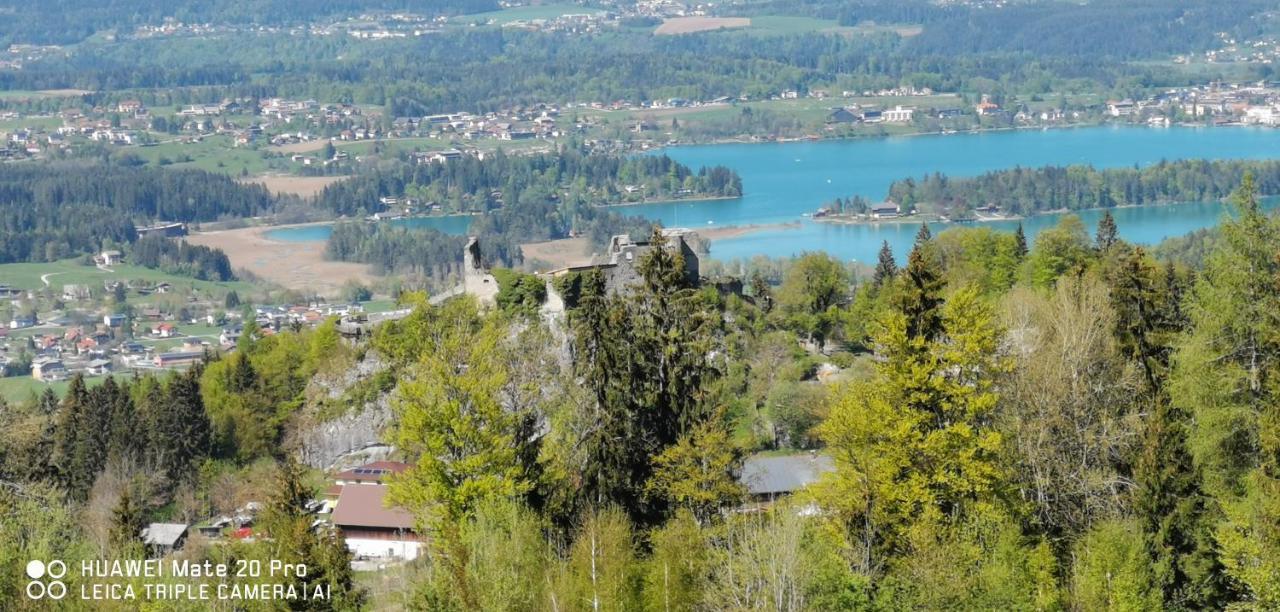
left=291, top=350, right=398, bottom=471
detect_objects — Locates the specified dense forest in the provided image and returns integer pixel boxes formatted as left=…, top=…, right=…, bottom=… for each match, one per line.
left=323, top=223, right=477, bottom=280
left=314, top=147, right=742, bottom=217
left=0, top=162, right=272, bottom=263
left=129, top=234, right=235, bottom=281
left=881, top=158, right=1280, bottom=216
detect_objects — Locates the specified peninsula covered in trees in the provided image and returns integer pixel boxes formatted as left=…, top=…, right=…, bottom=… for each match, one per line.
left=879, top=158, right=1280, bottom=217
left=313, top=147, right=743, bottom=218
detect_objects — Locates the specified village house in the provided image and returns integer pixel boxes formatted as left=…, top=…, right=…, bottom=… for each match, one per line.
left=870, top=202, right=901, bottom=219
left=140, top=523, right=188, bottom=556
left=95, top=250, right=123, bottom=266
left=738, top=452, right=834, bottom=510
left=153, top=350, right=204, bottom=369
left=86, top=358, right=113, bottom=376
left=330, top=484, right=421, bottom=560
left=152, top=322, right=177, bottom=338
left=333, top=461, right=410, bottom=487
left=32, top=357, right=67, bottom=381
left=826, top=107, right=858, bottom=124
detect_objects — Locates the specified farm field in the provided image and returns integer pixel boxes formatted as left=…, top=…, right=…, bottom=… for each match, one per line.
left=655, top=17, right=751, bottom=35
left=0, top=259, right=254, bottom=295
left=0, top=89, right=92, bottom=101
left=129, top=135, right=277, bottom=175
left=241, top=174, right=348, bottom=198
left=0, top=375, right=105, bottom=404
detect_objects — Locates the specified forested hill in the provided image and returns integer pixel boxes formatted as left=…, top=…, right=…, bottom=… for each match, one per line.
left=0, top=162, right=273, bottom=263
left=903, top=0, right=1270, bottom=59
left=313, top=149, right=742, bottom=218
left=883, top=159, right=1280, bottom=216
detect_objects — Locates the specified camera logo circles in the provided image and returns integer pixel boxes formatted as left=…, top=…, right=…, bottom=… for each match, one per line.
left=25, top=559, right=67, bottom=600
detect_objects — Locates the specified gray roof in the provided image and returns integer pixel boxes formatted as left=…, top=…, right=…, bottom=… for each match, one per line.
left=141, top=523, right=188, bottom=547
left=739, top=453, right=835, bottom=496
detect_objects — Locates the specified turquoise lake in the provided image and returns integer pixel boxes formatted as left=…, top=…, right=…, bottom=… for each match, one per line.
left=267, top=125, right=1280, bottom=263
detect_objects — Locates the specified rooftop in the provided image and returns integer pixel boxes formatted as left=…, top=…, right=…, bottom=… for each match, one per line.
left=331, top=484, right=415, bottom=530
left=739, top=453, right=834, bottom=496
left=141, top=522, right=188, bottom=547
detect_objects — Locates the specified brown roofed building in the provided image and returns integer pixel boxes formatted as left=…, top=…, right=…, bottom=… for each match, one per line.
left=331, top=484, right=421, bottom=560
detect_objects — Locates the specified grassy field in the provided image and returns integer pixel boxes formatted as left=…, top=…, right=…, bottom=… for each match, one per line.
left=0, top=115, right=64, bottom=131
left=0, top=375, right=106, bottom=404
left=0, top=259, right=255, bottom=294
left=453, top=4, right=602, bottom=24
left=130, top=135, right=274, bottom=176
left=0, top=89, right=92, bottom=101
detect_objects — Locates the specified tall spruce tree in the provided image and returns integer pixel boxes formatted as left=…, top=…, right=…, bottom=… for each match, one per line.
left=1171, top=174, right=1280, bottom=603
left=893, top=237, right=945, bottom=342
left=567, top=231, right=720, bottom=525
left=263, top=456, right=364, bottom=611
left=873, top=241, right=897, bottom=286
left=914, top=223, right=932, bottom=246
left=1014, top=223, right=1029, bottom=258
left=1096, top=210, right=1119, bottom=251
left=109, top=483, right=145, bottom=552
left=1135, top=398, right=1233, bottom=609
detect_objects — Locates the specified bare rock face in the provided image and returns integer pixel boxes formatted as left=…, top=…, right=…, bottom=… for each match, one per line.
left=297, top=399, right=395, bottom=470
left=293, top=350, right=398, bottom=470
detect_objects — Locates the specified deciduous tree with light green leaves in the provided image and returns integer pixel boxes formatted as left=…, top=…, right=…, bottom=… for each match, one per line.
left=817, top=282, right=1013, bottom=574
left=389, top=297, right=534, bottom=609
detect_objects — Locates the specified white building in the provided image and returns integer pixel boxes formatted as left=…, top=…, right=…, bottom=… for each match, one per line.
left=883, top=105, right=916, bottom=123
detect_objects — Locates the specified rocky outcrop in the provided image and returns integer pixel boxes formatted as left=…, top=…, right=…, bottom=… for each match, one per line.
left=293, top=350, right=398, bottom=470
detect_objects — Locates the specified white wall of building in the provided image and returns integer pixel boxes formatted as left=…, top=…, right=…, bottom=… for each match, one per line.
left=344, top=537, right=421, bottom=561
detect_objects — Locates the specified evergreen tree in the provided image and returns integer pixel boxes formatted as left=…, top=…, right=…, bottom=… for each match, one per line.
left=1171, top=174, right=1280, bottom=603
left=914, top=223, right=932, bottom=246
left=1096, top=209, right=1119, bottom=251
left=109, top=484, right=145, bottom=552
left=1013, top=223, right=1028, bottom=258
left=51, top=374, right=100, bottom=499
left=571, top=269, right=634, bottom=514
left=892, top=239, right=945, bottom=342
left=262, top=456, right=364, bottom=611
left=104, top=377, right=141, bottom=463
left=1135, top=398, right=1233, bottom=609
left=873, top=240, right=897, bottom=286
left=156, top=368, right=211, bottom=482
